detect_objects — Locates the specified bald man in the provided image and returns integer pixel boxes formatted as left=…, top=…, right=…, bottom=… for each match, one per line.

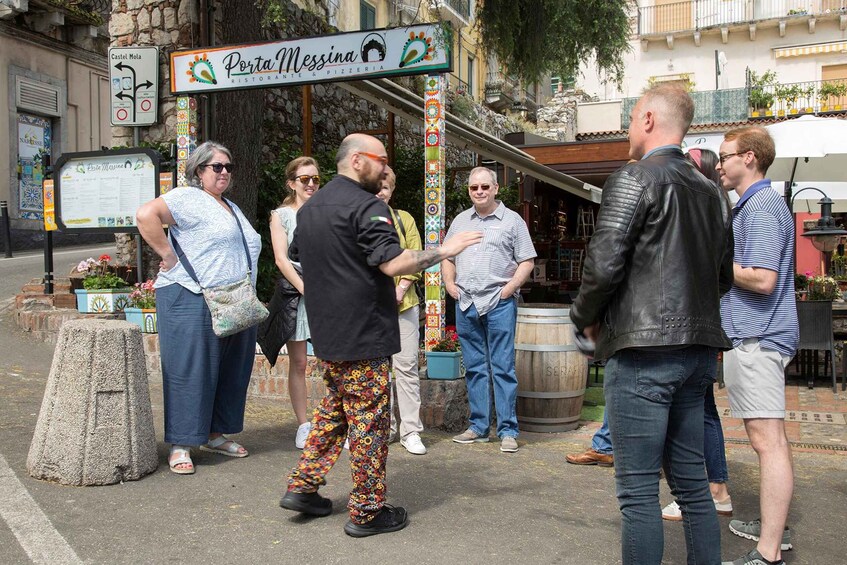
left=279, top=134, right=480, bottom=537
left=570, top=84, right=734, bottom=564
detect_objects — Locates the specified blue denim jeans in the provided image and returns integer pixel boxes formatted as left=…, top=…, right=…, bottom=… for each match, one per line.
left=703, top=380, right=729, bottom=484
left=605, top=346, right=721, bottom=565
left=592, top=411, right=613, bottom=454
left=455, top=298, right=518, bottom=438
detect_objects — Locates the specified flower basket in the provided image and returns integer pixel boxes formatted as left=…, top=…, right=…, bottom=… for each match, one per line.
left=425, top=350, right=463, bottom=380
left=75, top=288, right=132, bottom=313
left=124, top=307, right=158, bottom=333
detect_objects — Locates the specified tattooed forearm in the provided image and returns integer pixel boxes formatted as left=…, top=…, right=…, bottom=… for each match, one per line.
left=411, top=248, right=445, bottom=271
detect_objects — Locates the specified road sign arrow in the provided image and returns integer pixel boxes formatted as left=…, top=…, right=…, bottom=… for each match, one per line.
left=135, top=80, right=154, bottom=91
left=115, top=91, right=135, bottom=101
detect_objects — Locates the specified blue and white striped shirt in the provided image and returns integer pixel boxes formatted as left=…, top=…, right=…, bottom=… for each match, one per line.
left=720, top=180, right=798, bottom=356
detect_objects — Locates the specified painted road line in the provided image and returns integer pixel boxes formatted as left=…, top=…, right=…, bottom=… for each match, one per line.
left=0, top=245, right=114, bottom=263
left=0, top=454, right=82, bottom=564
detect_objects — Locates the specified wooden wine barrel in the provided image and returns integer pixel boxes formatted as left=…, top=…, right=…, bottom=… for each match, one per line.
left=515, top=303, right=587, bottom=432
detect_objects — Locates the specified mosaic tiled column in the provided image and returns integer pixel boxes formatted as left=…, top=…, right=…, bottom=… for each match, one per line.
left=175, top=96, right=198, bottom=186
left=423, top=74, right=446, bottom=351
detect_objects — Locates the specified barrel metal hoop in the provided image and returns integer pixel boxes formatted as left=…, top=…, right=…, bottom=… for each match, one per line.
left=514, top=344, right=578, bottom=352
left=516, top=316, right=573, bottom=324
left=517, top=307, right=571, bottom=317
left=517, top=389, right=586, bottom=399
left=518, top=415, right=581, bottom=424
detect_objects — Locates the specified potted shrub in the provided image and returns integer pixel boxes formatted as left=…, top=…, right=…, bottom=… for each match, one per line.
left=807, top=274, right=841, bottom=301
left=74, top=255, right=132, bottom=313
left=748, top=70, right=776, bottom=117
left=425, top=326, right=463, bottom=380
left=775, top=84, right=803, bottom=115
left=124, top=279, right=158, bottom=333
left=818, top=81, right=847, bottom=112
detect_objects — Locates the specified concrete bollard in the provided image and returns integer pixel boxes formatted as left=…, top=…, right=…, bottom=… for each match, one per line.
left=27, top=319, right=158, bottom=485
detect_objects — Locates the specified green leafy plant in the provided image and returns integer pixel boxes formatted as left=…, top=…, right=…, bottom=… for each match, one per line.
left=795, top=272, right=809, bottom=291
left=818, top=81, right=847, bottom=104
left=76, top=255, right=129, bottom=290
left=807, top=274, right=841, bottom=301
left=749, top=70, right=777, bottom=111
left=775, top=84, right=803, bottom=109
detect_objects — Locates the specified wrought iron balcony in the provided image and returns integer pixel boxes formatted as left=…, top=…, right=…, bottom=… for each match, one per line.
left=747, top=78, right=847, bottom=117
left=637, top=0, right=847, bottom=36
left=621, top=87, right=750, bottom=128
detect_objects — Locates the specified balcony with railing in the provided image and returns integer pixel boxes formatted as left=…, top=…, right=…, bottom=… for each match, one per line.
left=430, top=0, right=472, bottom=26
left=637, top=0, right=847, bottom=36
left=484, top=73, right=520, bottom=111
left=621, top=87, right=750, bottom=128
left=747, top=78, right=847, bottom=117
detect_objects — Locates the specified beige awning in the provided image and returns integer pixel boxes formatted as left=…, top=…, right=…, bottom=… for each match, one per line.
left=774, top=41, right=847, bottom=58
left=338, top=78, right=602, bottom=203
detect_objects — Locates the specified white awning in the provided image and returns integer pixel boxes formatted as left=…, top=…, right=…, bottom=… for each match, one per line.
left=338, top=78, right=602, bottom=203
left=774, top=40, right=847, bottom=58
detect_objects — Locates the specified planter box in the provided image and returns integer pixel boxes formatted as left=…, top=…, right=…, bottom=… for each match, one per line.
left=124, top=307, right=158, bottom=333
left=425, top=351, right=463, bottom=380
left=75, top=289, right=132, bottom=313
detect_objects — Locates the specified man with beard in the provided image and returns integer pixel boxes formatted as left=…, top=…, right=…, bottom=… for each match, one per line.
left=279, top=134, right=481, bottom=537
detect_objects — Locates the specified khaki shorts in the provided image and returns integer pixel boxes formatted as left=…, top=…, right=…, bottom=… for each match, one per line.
left=723, top=338, right=792, bottom=419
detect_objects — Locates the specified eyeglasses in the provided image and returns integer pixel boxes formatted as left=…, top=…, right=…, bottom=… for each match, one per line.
left=294, top=175, right=321, bottom=186
left=356, top=151, right=389, bottom=165
left=469, top=184, right=493, bottom=191
left=718, top=151, right=748, bottom=165
left=204, top=162, right=234, bottom=173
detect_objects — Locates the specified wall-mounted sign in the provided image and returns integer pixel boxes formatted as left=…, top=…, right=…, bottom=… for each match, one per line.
left=54, top=148, right=160, bottom=234
left=109, top=46, right=159, bottom=126
left=170, top=23, right=452, bottom=94
left=43, top=180, right=56, bottom=231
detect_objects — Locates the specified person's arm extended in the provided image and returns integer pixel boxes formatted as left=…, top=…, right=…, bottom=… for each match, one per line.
left=380, top=231, right=481, bottom=277
left=500, top=259, right=534, bottom=299
left=270, top=212, right=304, bottom=294
left=136, top=197, right=177, bottom=270
left=733, top=263, right=777, bottom=295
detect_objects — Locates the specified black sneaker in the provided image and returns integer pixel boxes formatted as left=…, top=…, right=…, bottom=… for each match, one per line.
left=279, top=490, right=332, bottom=517
left=343, top=505, right=409, bottom=537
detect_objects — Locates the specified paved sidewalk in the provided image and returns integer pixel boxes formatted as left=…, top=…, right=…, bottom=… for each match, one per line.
left=1, top=308, right=845, bottom=564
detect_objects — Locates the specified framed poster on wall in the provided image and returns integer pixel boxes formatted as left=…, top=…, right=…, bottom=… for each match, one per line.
left=54, top=148, right=160, bottom=234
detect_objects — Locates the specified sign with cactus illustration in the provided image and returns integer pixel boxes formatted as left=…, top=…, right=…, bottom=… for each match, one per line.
left=170, top=23, right=452, bottom=94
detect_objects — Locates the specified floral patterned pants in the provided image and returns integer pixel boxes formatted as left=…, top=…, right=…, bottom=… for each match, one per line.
left=287, top=357, right=391, bottom=524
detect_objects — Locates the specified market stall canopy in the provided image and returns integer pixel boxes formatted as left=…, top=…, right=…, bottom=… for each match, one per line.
left=765, top=115, right=847, bottom=184
left=338, top=78, right=602, bottom=203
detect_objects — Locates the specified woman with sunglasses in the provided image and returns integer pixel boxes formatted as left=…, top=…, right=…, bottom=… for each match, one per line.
left=268, top=157, right=321, bottom=449
left=136, top=140, right=261, bottom=475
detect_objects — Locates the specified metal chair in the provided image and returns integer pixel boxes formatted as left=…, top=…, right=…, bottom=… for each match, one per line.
left=795, top=300, right=837, bottom=392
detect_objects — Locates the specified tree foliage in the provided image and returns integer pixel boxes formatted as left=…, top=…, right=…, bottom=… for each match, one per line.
left=475, top=0, right=631, bottom=87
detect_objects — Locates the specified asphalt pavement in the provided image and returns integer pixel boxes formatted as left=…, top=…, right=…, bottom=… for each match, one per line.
left=1, top=302, right=845, bottom=564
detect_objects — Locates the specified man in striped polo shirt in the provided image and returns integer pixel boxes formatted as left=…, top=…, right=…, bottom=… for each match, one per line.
left=442, top=167, right=536, bottom=453
left=717, top=126, right=798, bottom=565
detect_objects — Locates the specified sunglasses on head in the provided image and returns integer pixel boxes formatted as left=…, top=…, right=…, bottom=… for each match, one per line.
left=294, top=175, right=321, bottom=185
left=204, top=162, right=234, bottom=173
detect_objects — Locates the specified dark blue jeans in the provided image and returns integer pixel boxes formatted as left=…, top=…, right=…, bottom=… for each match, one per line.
left=703, top=381, right=729, bottom=484
left=455, top=298, right=519, bottom=438
left=605, top=346, right=720, bottom=565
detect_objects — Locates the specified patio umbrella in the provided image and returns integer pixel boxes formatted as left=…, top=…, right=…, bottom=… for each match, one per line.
left=764, top=116, right=847, bottom=205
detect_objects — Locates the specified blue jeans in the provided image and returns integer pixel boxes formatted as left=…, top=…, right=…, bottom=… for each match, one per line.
left=592, top=411, right=613, bottom=454
left=703, top=380, right=729, bottom=484
left=605, top=346, right=721, bottom=565
left=456, top=298, right=519, bottom=438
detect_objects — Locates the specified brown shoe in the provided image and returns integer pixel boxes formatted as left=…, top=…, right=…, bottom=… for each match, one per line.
left=566, top=448, right=614, bottom=467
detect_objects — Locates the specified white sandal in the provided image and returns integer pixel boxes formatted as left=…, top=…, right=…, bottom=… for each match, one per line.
left=199, top=436, right=249, bottom=458
left=169, top=445, right=195, bottom=475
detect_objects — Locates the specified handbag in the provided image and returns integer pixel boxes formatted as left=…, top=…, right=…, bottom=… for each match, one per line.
left=171, top=199, right=268, bottom=337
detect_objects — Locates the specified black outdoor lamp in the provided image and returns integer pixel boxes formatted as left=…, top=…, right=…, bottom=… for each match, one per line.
left=790, top=187, right=847, bottom=272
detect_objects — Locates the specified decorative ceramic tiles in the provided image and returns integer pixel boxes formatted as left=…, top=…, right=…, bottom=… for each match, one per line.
left=423, top=74, right=446, bottom=350
left=175, top=96, right=197, bottom=186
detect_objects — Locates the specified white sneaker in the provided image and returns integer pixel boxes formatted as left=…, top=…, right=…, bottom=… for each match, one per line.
left=295, top=422, right=312, bottom=449
left=400, top=432, right=427, bottom=455
left=343, top=438, right=350, bottom=450
left=662, top=501, right=682, bottom=521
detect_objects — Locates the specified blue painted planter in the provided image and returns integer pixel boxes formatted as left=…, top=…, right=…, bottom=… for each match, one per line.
left=124, top=307, right=158, bottom=333
left=425, top=351, right=463, bottom=380
left=75, top=289, right=132, bottom=313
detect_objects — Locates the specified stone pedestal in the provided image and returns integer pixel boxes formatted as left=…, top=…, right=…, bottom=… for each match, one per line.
left=27, top=319, right=158, bottom=486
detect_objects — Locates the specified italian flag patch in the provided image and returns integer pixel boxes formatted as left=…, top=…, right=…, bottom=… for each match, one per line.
left=370, top=215, right=393, bottom=225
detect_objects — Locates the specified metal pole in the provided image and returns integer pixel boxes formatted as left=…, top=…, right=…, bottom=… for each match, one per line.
left=1, top=201, right=12, bottom=258
left=135, top=234, right=143, bottom=284
left=42, top=154, right=53, bottom=294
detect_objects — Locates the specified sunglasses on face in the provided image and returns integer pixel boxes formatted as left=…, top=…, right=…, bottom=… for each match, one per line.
left=204, top=162, right=234, bottom=173
left=356, top=151, right=389, bottom=165
left=294, top=175, right=321, bottom=186
left=469, top=184, right=493, bottom=191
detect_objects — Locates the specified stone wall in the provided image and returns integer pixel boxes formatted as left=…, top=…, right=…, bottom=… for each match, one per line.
left=535, top=89, right=597, bottom=142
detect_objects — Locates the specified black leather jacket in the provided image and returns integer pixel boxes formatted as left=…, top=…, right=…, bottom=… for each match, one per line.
left=570, top=147, right=733, bottom=360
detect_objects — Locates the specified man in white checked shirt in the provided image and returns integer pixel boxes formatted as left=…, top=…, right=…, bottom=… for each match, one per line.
left=442, top=167, right=536, bottom=453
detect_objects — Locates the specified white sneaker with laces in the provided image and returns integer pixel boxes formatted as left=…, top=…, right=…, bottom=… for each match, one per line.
left=662, top=501, right=682, bottom=521
left=400, top=432, right=427, bottom=455
left=295, top=422, right=312, bottom=449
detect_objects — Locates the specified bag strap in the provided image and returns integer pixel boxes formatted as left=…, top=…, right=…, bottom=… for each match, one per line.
left=390, top=207, right=406, bottom=242
left=169, top=197, right=253, bottom=289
